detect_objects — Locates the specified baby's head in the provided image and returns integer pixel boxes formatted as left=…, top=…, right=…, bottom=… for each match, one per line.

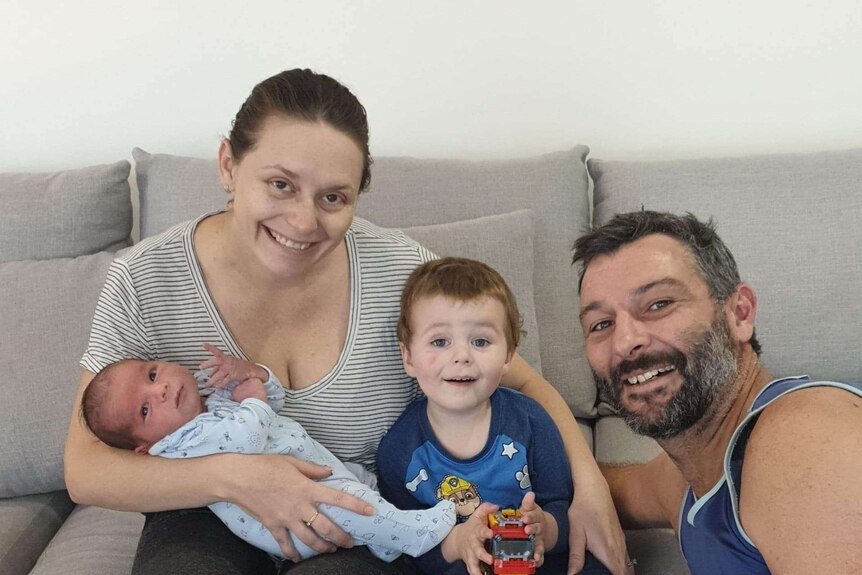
left=398, top=258, right=523, bottom=407
left=81, top=359, right=204, bottom=453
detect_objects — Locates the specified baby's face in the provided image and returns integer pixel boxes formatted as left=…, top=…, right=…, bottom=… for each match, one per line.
left=104, top=360, right=204, bottom=452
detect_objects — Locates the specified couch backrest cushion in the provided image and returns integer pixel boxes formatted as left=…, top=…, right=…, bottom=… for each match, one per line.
left=402, top=210, right=541, bottom=372
left=0, top=162, right=132, bottom=262
left=0, top=252, right=117, bottom=497
left=590, top=148, right=862, bottom=382
left=135, top=147, right=596, bottom=416
left=0, top=161, right=133, bottom=497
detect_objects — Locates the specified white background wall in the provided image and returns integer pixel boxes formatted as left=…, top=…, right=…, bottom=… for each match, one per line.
left=2, top=0, right=861, bottom=172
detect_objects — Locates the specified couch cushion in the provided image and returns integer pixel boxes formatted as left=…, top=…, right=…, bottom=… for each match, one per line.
left=0, top=491, right=75, bottom=575
left=625, top=529, right=691, bottom=575
left=0, top=252, right=116, bottom=497
left=28, top=505, right=142, bottom=575
left=594, top=416, right=664, bottom=466
left=133, top=148, right=223, bottom=239
left=590, top=148, right=862, bottom=383
left=0, top=162, right=132, bottom=262
left=402, top=210, right=541, bottom=372
left=135, top=147, right=596, bottom=416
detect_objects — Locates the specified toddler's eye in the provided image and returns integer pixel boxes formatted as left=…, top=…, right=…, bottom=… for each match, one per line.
left=148, top=369, right=156, bottom=382
left=472, top=338, right=489, bottom=348
left=141, top=404, right=149, bottom=419
left=431, top=339, right=448, bottom=348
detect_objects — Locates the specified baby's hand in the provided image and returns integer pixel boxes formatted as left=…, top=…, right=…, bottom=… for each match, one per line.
left=232, top=377, right=268, bottom=403
left=200, top=343, right=267, bottom=388
left=519, top=491, right=548, bottom=567
left=442, top=502, right=498, bottom=575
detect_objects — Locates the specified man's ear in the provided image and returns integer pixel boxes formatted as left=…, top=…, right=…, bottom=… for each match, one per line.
left=217, top=139, right=236, bottom=191
left=400, top=342, right=416, bottom=378
left=726, top=283, right=757, bottom=345
left=134, top=443, right=151, bottom=455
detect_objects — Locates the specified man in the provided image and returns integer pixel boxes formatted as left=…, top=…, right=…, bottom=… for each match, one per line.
left=573, top=211, right=861, bottom=574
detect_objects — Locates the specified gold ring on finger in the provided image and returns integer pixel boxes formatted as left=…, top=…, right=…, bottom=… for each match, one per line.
left=303, top=510, right=320, bottom=528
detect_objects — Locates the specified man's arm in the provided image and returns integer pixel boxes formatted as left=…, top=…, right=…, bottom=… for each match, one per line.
left=600, top=452, right=687, bottom=531
left=740, top=386, right=862, bottom=574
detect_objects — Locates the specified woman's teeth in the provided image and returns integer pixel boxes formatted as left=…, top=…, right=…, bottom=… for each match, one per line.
left=627, top=365, right=675, bottom=385
left=269, top=228, right=311, bottom=250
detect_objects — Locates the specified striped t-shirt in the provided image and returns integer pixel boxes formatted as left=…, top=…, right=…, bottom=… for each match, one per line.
left=81, top=214, right=435, bottom=471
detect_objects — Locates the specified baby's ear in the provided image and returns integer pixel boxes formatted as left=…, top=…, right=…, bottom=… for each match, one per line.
left=134, top=444, right=151, bottom=455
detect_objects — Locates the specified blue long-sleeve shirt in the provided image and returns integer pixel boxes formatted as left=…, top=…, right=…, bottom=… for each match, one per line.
left=377, top=387, right=572, bottom=574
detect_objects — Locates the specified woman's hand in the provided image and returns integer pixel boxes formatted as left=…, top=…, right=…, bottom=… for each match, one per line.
left=224, top=453, right=375, bottom=562
left=441, top=502, right=498, bottom=575
left=567, top=474, right=631, bottom=575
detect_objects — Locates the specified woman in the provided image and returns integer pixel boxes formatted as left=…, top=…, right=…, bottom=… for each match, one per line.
left=64, top=69, right=628, bottom=574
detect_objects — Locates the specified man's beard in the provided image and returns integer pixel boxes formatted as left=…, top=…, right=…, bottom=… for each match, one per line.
left=593, top=312, right=739, bottom=440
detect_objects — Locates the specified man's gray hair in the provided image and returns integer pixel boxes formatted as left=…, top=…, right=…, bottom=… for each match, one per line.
left=573, top=210, right=761, bottom=355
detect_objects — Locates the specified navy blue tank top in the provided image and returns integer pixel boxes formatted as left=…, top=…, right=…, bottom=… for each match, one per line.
left=679, top=376, right=862, bottom=574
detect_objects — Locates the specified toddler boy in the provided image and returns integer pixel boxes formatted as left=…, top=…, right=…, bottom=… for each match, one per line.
left=377, top=258, right=609, bottom=574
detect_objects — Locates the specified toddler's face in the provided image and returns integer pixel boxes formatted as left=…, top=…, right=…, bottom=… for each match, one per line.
left=104, top=360, right=204, bottom=453
left=401, top=295, right=512, bottom=416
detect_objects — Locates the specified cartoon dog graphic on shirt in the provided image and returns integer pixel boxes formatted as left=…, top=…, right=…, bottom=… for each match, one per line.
left=436, top=474, right=482, bottom=520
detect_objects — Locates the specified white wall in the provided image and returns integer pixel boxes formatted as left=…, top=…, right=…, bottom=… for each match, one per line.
left=2, top=0, right=861, bottom=172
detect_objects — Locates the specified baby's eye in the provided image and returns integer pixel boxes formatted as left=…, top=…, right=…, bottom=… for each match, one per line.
left=148, top=369, right=156, bottom=382
left=471, top=338, right=489, bottom=348
left=431, top=338, right=448, bottom=348
left=141, top=404, right=149, bottom=419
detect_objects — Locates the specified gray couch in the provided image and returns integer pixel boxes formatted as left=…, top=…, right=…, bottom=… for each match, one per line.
left=2, top=145, right=860, bottom=575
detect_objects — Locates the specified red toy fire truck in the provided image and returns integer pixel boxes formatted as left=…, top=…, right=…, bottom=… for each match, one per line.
left=487, top=509, right=536, bottom=575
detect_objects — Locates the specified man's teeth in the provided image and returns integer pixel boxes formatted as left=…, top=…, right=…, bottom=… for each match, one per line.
left=269, top=229, right=311, bottom=250
left=626, top=365, right=675, bottom=385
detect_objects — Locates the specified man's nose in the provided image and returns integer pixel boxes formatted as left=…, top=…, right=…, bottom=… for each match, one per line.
left=612, top=313, right=649, bottom=359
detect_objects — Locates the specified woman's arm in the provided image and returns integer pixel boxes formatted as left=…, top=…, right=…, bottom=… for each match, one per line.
left=65, top=370, right=374, bottom=561
left=501, top=353, right=630, bottom=575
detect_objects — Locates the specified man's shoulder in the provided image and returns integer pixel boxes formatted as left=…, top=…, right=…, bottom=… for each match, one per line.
left=749, top=378, right=862, bottom=440
left=738, top=380, right=862, bottom=571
